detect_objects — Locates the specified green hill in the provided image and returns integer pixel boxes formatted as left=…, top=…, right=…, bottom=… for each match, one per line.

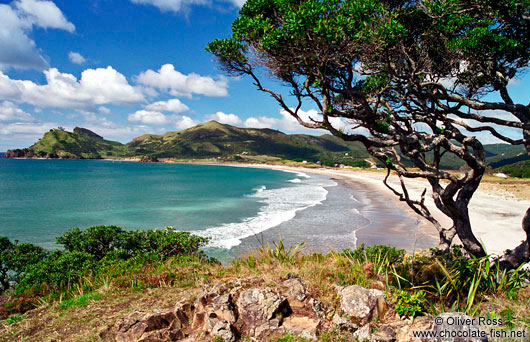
left=5, top=127, right=126, bottom=159
left=126, top=121, right=370, bottom=163
left=5, top=122, right=371, bottom=164
left=5, top=122, right=529, bottom=171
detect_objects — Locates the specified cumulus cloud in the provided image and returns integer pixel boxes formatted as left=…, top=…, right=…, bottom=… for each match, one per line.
left=244, top=108, right=349, bottom=133
left=15, top=0, right=75, bottom=32
left=68, top=51, right=86, bottom=64
left=145, top=98, right=189, bottom=113
left=206, top=111, right=242, bottom=125
left=0, top=101, right=33, bottom=121
left=128, top=110, right=168, bottom=125
left=0, top=0, right=74, bottom=70
left=136, top=64, right=228, bottom=98
left=0, top=67, right=145, bottom=109
left=176, top=115, right=198, bottom=130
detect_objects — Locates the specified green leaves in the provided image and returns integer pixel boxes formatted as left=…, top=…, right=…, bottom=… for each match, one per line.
left=0, top=227, right=210, bottom=296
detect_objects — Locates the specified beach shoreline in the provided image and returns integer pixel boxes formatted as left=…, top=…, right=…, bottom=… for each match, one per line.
left=7, top=157, right=529, bottom=257
left=191, top=161, right=529, bottom=257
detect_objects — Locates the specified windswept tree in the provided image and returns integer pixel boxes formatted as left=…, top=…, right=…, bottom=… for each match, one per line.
left=207, top=0, right=530, bottom=268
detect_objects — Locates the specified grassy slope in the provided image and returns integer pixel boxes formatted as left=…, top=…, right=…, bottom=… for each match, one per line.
left=27, top=129, right=127, bottom=159
left=1, top=249, right=528, bottom=342
left=126, top=121, right=371, bottom=162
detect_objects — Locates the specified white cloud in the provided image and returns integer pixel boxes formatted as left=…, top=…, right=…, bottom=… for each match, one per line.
left=176, top=115, right=198, bottom=130
left=129, top=0, right=209, bottom=13
left=244, top=108, right=349, bottom=133
left=0, top=121, right=57, bottom=136
left=98, top=106, right=111, bottom=114
left=128, top=110, right=168, bottom=125
left=244, top=116, right=279, bottom=129
left=145, top=98, right=189, bottom=113
left=136, top=64, right=228, bottom=98
left=206, top=111, right=242, bottom=125
left=0, top=67, right=145, bottom=109
left=0, top=101, right=33, bottom=121
left=14, top=0, right=75, bottom=32
left=68, top=51, right=86, bottom=64
left=129, top=0, right=245, bottom=12
left=0, top=1, right=74, bottom=70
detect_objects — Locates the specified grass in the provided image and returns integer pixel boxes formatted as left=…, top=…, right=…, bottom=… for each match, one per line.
left=1, top=242, right=528, bottom=341
left=59, top=293, right=103, bottom=310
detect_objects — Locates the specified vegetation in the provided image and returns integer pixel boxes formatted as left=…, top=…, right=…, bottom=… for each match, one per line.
left=2, top=240, right=529, bottom=341
left=497, top=160, right=530, bottom=178
left=0, top=226, right=211, bottom=316
left=207, top=0, right=530, bottom=269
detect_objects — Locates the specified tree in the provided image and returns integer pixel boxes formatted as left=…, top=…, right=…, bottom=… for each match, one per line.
left=207, top=0, right=530, bottom=268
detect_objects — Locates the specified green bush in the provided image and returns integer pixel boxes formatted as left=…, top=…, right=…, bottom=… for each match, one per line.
left=58, top=226, right=209, bottom=261
left=0, top=226, right=210, bottom=296
left=57, top=225, right=124, bottom=260
left=0, top=238, right=48, bottom=292
left=16, top=251, right=96, bottom=294
left=393, top=290, right=426, bottom=318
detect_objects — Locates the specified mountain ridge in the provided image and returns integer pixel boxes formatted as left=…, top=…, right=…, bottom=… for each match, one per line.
left=5, top=121, right=529, bottom=172
left=4, top=122, right=372, bottom=165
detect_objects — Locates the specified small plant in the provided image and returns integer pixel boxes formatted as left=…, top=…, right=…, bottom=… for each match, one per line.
left=5, top=314, right=22, bottom=325
left=257, top=239, right=305, bottom=265
left=59, top=293, right=103, bottom=310
left=393, top=290, right=426, bottom=318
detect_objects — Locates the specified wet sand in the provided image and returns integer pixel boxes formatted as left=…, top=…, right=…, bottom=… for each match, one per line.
left=217, top=163, right=529, bottom=258
left=226, top=173, right=437, bottom=260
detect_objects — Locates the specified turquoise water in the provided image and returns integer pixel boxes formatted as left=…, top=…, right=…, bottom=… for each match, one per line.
left=0, top=159, right=317, bottom=250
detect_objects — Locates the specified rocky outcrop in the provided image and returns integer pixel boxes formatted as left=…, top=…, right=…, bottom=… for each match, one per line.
left=113, top=276, right=487, bottom=342
left=339, top=285, right=387, bottom=325
left=139, top=155, right=159, bottom=163
left=5, top=149, right=32, bottom=158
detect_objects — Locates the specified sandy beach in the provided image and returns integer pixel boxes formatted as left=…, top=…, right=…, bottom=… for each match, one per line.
left=222, top=163, right=530, bottom=257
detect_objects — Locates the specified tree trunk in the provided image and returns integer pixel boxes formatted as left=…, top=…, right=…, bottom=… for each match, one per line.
left=498, top=207, right=530, bottom=269
left=437, top=226, right=456, bottom=252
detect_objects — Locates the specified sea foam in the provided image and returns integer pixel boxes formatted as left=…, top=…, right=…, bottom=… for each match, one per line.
left=197, top=174, right=336, bottom=249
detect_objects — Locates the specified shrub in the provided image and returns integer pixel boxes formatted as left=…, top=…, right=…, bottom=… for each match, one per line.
left=16, top=251, right=96, bottom=294
left=393, top=290, right=426, bottom=318
left=0, top=238, right=48, bottom=292
left=57, top=225, right=124, bottom=260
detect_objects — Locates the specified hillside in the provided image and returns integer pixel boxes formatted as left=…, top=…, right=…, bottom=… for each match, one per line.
left=4, top=127, right=126, bottom=159
left=5, top=121, right=372, bottom=164
left=126, top=121, right=370, bottom=163
left=5, top=121, right=529, bottom=172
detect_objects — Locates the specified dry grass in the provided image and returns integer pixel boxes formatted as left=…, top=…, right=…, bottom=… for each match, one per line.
left=2, top=248, right=528, bottom=342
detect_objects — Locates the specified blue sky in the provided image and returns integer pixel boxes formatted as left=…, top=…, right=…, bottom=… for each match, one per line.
left=0, top=0, right=528, bottom=151
left=0, top=0, right=314, bottom=151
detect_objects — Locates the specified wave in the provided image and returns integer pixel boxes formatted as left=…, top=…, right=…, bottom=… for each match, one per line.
left=196, top=176, right=337, bottom=249
left=253, top=185, right=266, bottom=193
left=288, top=178, right=301, bottom=183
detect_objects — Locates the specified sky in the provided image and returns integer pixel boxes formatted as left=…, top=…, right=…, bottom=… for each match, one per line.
left=0, top=0, right=528, bottom=151
left=0, top=0, right=321, bottom=151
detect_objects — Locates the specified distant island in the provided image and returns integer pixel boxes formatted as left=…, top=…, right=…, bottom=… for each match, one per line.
left=5, top=121, right=530, bottom=173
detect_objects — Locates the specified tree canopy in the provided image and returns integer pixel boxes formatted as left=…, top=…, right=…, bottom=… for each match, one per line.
left=208, top=0, right=530, bottom=268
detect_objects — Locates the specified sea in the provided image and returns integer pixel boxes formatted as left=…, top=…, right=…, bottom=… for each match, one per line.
left=0, top=158, right=432, bottom=261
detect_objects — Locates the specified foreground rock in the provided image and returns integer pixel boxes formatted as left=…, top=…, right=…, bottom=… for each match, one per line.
left=113, top=276, right=464, bottom=342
